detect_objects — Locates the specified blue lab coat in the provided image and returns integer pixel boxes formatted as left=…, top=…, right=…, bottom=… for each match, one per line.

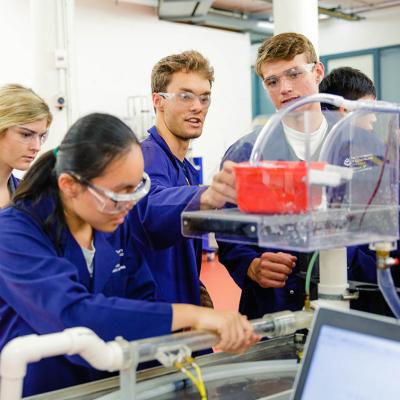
left=137, top=126, right=206, bottom=305
left=8, top=173, right=19, bottom=194
left=219, top=117, right=388, bottom=318
left=0, top=197, right=172, bottom=396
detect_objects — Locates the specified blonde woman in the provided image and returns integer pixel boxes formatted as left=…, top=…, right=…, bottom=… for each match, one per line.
left=0, top=84, right=52, bottom=207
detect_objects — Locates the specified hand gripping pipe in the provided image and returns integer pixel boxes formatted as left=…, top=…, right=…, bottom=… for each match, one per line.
left=132, top=310, right=314, bottom=364
left=0, top=310, right=313, bottom=400
left=249, top=93, right=400, bottom=164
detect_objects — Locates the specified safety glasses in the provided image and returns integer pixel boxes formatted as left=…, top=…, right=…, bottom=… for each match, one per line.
left=11, top=125, right=49, bottom=145
left=70, top=171, right=151, bottom=214
left=158, top=92, right=211, bottom=108
left=263, top=63, right=316, bottom=91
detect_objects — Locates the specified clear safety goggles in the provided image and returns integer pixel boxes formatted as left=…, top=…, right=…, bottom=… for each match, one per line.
left=11, top=125, right=49, bottom=145
left=70, top=171, right=151, bottom=214
left=262, top=63, right=316, bottom=91
left=158, top=91, right=211, bottom=108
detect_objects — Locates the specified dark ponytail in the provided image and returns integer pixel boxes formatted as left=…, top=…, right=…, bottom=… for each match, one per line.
left=13, top=150, right=58, bottom=203
left=13, top=113, right=140, bottom=242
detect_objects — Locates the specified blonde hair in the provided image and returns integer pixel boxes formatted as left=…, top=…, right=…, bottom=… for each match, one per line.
left=151, top=50, right=214, bottom=93
left=0, top=84, right=52, bottom=134
left=255, top=32, right=318, bottom=77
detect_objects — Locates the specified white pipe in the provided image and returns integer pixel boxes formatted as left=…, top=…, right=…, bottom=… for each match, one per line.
left=0, top=327, right=124, bottom=400
left=317, top=247, right=349, bottom=310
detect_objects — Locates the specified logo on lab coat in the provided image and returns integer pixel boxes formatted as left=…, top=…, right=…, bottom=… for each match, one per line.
left=113, top=249, right=126, bottom=272
left=112, top=263, right=126, bottom=273
left=115, top=248, right=124, bottom=256
left=343, top=154, right=383, bottom=171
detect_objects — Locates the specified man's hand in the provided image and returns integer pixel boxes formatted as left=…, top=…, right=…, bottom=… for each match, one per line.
left=247, top=252, right=297, bottom=288
left=200, top=161, right=237, bottom=210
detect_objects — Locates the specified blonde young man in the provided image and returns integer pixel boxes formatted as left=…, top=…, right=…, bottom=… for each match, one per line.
left=220, top=32, right=387, bottom=318
left=136, top=51, right=236, bottom=306
left=219, top=33, right=329, bottom=319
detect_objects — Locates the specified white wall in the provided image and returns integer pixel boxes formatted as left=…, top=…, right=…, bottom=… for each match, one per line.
left=75, top=0, right=253, bottom=182
left=0, top=1, right=34, bottom=85
left=0, top=0, right=253, bottom=183
left=319, top=7, right=400, bottom=56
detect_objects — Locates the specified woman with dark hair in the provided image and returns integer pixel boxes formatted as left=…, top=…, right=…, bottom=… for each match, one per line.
left=0, top=113, right=258, bottom=397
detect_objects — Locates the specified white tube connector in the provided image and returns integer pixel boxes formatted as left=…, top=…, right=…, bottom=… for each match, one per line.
left=318, top=247, right=348, bottom=296
left=0, top=327, right=124, bottom=400
left=315, top=247, right=350, bottom=310
left=261, top=310, right=314, bottom=338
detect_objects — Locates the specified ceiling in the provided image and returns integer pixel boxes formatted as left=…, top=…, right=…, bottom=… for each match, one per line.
left=211, top=0, right=400, bottom=16
left=155, top=0, right=400, bottom=41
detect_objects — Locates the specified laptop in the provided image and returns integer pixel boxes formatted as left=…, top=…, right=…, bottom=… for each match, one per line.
left=289, top=306, right=400, bottom=399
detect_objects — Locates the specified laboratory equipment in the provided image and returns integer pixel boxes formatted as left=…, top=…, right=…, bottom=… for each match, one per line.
left=22, top=335, right=299, bottom=400
left=124, top=95, right=155, bottom=141
left=182, top=94, right=400, bottom=251
left=182, top=94, right=400, bottom=309
left=0, top=311, right=312, bottom=400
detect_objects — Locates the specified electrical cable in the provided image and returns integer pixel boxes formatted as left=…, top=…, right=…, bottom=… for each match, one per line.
left=174, top=357, right=207, bottom=400
left=305, top=251, right=319, bottom=310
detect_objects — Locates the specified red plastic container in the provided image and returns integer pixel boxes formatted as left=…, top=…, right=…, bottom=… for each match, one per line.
left=234, top=161, right=323, bottom=214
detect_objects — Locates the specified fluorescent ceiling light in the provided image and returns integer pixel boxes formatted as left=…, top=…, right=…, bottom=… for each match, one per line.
left=256, top=21, right=274, bottom=30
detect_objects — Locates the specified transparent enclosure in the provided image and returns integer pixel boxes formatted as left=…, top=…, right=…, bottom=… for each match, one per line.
left=182, top=100, right=399, bottom=252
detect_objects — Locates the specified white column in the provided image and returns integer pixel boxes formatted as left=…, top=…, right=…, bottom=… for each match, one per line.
left=30, top=0, right=76, bottom=150
left=273, top=0, right=319, bottom=55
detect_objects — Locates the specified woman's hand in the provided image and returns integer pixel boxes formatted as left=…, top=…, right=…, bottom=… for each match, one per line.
left=172, top=304, right=260, bottom=354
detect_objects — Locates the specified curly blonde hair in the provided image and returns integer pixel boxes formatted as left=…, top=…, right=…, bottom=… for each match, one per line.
left=151, top=50, right=214, bottom=93
left=255, top=32, right=318, bottom=77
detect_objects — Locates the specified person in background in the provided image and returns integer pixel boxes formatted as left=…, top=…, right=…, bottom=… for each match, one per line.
left=137, top=50, right=235, bottom=307
left=0, top=113, right=258, bottom=397
left=0, top=83, right=52, bottom=208
left=319, top=66, right=377, bottom=130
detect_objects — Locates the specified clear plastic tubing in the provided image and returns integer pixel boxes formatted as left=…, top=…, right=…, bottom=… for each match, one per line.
left=134, top=310, right=314, bottom=363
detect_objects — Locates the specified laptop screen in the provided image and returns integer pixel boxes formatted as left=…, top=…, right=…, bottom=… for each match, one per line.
left=292, top=307, right=400, bottom=400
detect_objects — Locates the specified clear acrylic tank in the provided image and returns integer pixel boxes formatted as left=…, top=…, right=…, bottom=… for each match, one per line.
left=182, top=95, right=400, bottom=252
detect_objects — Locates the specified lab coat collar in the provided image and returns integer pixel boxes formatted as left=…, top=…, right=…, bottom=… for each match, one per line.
left=147, top=125, right=200, bottom=184
left=9, top=174, right=20, bottom=194
left=148, top=125, right=176, bottom=160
